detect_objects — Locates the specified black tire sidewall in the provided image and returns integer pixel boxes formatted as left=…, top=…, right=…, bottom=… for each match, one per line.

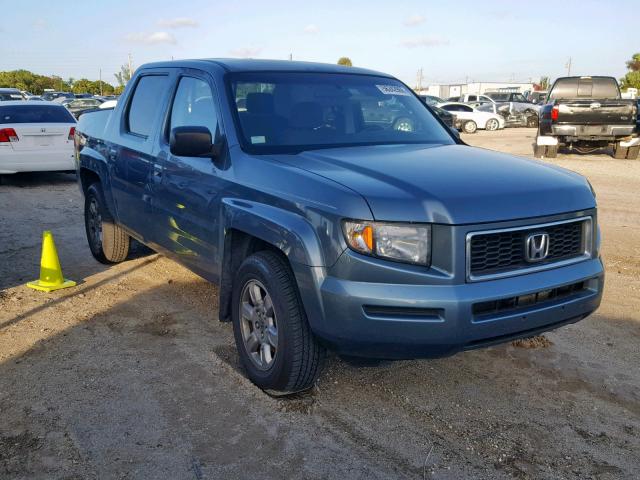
left=84, top=183, right=108, bottom=262
left=231, top=252, right=301, bottom=390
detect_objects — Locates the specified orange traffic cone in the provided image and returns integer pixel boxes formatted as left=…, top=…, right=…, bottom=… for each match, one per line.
left=26, top=231, right=76, bottom=292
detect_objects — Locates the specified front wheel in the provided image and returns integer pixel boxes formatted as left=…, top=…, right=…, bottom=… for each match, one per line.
left=231, top=251, right=325, bottom=393
left=462, top=120, right=477, bottom=134
left=85, top=183, right=130, bottom=264
left=485, top=118, right=499, bottom=131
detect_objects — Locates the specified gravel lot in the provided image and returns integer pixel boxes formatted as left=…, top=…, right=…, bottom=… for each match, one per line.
left=1, top=128, right=639, bottom=479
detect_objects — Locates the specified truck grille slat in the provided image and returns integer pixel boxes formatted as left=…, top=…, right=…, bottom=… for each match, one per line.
left=468, top=218, right=591, bottom=280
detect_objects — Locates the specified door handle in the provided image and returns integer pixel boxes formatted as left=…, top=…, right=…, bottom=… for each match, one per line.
left=152, top=165, right=163, bottom=178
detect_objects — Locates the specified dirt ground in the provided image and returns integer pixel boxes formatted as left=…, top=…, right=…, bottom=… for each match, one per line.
left=1, top=128, right=639, bottom=479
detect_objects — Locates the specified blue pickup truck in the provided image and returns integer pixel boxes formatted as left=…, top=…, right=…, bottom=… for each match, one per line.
left=75, top=59, right=604, bottom=392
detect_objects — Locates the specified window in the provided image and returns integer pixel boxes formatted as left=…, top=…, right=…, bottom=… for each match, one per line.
left=468, top=95, right=477, bottom=101
left=0, top=105, right=75, bottom=124
left=511, top=93, right=527, bottom=102
left=169, top=77, right=218, bottom=139
left=127, top=75, right=169, bottom=137
left=229, top=72, right=453, bottom=153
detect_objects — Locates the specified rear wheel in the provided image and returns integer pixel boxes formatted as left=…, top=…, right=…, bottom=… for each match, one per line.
left=462, top=120, right=477, bottom=134
left=533, top=144, right=546, bottom=158
left=485, top=118, right=499, bottom=131
left=231, top=251, right=325, bottom=393
left=85, top=183, right=130, bottom=264
left=526, top=115, right=539, bottom=128
left=626, top=145, right=639, bottom=160
left=545, top=145, right=558, bottom=158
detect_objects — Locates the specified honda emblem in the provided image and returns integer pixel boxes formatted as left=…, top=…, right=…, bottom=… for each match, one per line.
left=525, top=232, right=550, bottom=262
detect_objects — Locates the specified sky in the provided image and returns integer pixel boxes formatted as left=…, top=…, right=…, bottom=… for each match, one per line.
left=1, top=0, right=637, bottom=88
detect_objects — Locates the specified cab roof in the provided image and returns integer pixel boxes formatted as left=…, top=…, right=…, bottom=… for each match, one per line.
left=139, top=58, right=393, bottom=78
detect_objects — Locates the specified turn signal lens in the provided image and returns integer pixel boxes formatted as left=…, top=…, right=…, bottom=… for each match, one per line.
left=343, top=222, right=374, bottom=254
left=342, top=220, right=431, bottom=265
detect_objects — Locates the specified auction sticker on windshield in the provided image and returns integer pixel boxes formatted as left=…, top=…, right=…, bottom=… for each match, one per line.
left=376, top=85, right=411, bottom=96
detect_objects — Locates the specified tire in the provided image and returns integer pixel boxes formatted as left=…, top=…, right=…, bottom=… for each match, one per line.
left=526, top=115, right=539, bottom=128
left=84, top=183, right=130, bottom=264
left=545, top=145, right=558, bottom=158
left=626, top=145, right=639, bottom=160
left=231, top=251, right=325, bottom=393
left=462, top=120, right=477, bottom=134
left=485, top=118, right=499, bottom=131
left=613, top=142, right=628, bottom=159
left=392, top=117, right=414, bottom=132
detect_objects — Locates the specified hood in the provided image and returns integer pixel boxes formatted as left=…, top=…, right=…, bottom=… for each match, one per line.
left=272, top=144, right=595, bottom=224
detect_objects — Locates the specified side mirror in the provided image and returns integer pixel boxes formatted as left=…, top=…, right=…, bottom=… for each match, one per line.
left=170, top=126, right=216, bottom=157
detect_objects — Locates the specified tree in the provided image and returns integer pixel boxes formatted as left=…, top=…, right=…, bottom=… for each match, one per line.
left=114, top=64, right=132, bottom=87
left=337, top=57, right=353, bottom=67
left=0, top=69, right=117, bottom=95
left=538, top=76, right=550, bottom=90
left=626, top=53, right=640, bottom=72
left=621, top=53, right=640, bottom=90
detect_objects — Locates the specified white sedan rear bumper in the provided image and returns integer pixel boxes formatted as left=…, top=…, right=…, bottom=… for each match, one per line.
left=0, top=148, right=75, bottom=174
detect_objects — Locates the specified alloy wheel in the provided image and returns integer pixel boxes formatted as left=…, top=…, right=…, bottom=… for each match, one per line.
left=239, top=279, right=278, bottom=370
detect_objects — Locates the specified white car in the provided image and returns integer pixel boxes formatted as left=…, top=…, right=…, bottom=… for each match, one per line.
left=0, top=101, right=76, bottom=175
left=438, top=102, right=505, bottom=133
left=99, top=99, right=117, bottom=109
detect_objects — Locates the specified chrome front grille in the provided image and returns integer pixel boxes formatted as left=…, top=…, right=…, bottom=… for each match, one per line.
left=466, top=217, right=592, bottom=281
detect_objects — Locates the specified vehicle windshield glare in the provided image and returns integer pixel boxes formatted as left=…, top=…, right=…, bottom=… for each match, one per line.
left=229, top=73, right=454, bottom=153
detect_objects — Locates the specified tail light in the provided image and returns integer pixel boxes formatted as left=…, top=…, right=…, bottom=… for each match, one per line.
left=0, top=128, right=18, bottom=143
left=551, top=105, right=559, bottom=121
left=68, top=127, right=76, bottom=141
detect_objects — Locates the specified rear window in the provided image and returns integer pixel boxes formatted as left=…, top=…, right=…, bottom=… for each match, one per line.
left=127, top=75, right=169, bottom=136
left=549, top=77, right=620, bottom=100
left=0, top=104, right=75, bottom=124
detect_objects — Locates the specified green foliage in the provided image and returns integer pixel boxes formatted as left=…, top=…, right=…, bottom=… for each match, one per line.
left=0, top=69, right=120, bottom=95
left=621, top=71, right=640, bottom=91
left=539, top=76, right=550, bottom=90
left=621, top=53, right=640, bottom=90
left=71, top=78, right=116, bottom=95
left=337, top=57, right=353, bottom=67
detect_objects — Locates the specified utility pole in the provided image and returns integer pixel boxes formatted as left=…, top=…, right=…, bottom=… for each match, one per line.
left=565, top=57, right=572, bottom=76
left=128, top=53, right=133, bottom=78
left=416, top=68, right=423, bottom=91
left=289, top=53, right=293, bottom=61
left=99, top=68, right=103, bottom=96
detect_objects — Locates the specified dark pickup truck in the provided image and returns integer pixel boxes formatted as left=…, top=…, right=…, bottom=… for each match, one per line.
left=74, top=59, right=603, bottom=392
left=535, top=76, right=639, bottom=159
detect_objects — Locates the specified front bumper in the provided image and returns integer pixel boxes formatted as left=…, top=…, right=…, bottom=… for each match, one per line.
left=310, top=257, right=603, bottom=358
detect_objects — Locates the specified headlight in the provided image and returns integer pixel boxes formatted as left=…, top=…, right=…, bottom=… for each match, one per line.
left=342, top=220, right=431, bottom=265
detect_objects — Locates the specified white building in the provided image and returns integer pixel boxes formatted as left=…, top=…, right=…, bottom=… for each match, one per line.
left=420, top=82, right=535, bottom=99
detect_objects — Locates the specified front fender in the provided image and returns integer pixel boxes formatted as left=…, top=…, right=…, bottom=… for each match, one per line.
left=221, top=198, right=330, bottom=267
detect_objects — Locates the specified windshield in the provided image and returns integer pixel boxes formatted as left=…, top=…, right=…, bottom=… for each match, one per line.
left=229, top=72, right=454, bottom=153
